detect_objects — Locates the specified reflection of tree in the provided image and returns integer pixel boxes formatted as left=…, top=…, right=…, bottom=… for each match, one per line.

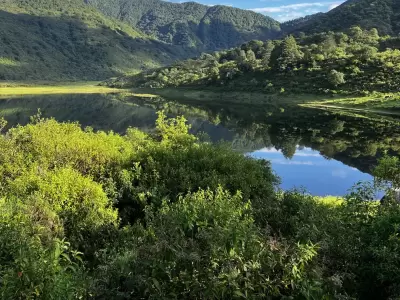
left=262, top=132, right=273, bottom=149
left=321, top=143, right=337, bottom=158
left=321, top=140, right=349, bottom=158
left=328, top=119, right=345, bottom=134
left=349, top=149, right=361, bottom=158
left=136, top=95, right=400, bottom=174
left=364, top=143, right=378, bottom=156
left=270, top=130, right=301, bottom=159
left=281, top=139, right=300, bottom=159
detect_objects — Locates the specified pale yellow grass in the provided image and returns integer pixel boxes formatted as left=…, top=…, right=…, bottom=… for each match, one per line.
left=0, top=82, right=158, bottom=98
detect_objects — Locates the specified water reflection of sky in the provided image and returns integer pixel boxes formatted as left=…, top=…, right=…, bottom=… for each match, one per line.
left=249, top=147, right=374, bottom=196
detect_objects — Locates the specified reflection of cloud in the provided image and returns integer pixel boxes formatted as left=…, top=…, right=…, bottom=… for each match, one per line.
left=253, top=147, right=322, bottom=158
left=332, top=169, right=347, bottom=179
left=270, top=159, right=314, bottom=165
left=253, top=147, right=280, bottom=153
left=294, top=152, right=321, bottom=157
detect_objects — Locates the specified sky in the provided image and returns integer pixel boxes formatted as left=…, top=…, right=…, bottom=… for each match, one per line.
left=164, top=0, right=345, bottom=22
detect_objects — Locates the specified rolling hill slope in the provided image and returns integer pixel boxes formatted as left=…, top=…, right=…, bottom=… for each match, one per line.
left=0, top=0, right=195, bottom=80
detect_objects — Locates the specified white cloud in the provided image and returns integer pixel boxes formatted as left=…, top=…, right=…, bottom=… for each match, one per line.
left=328, top=3, right=341, bottom=10
left=250, top=1, right=345, bottom=21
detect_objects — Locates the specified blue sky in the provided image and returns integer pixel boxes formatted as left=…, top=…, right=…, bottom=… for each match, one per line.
left=164, top=0, right=345, bottom=22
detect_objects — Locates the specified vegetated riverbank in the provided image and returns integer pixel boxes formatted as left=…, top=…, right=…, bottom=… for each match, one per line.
left=0, top=111, right=399, bottom=299
left=2, top=81, right=400, bottom=116
left=127, top=86, right=400, bottom=115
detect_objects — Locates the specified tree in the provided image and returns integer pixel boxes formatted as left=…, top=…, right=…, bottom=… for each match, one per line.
left=277, top=35, right=303, bottom=69
left=246, top=49, right=256, bottom=62
left=242, top=40, right=264, bottom=52
left=357, top=45, right=378, bottom=61
left=208, top=66, right=220, bottom=81
left=369, top=28, right=379, bottom=41
left=260, top=40, right=275, bottom=68
left=349, top=26, right=363, bottom=41
left=239, top=49, right=247, bottom=61
left=320, top=32, right=337, bottom=57
left=328, top=69, right=346, bottom=87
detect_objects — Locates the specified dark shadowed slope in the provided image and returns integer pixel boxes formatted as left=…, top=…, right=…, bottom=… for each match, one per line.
left=0, top=0, right=195, bottom=80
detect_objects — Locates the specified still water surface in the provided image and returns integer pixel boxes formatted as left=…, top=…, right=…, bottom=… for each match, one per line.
left=250, top=147, right=373, bottom=196
left=0, top=92, right=398, bottom=196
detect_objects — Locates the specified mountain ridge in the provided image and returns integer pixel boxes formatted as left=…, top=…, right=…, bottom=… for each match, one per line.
left=84, top=0, right=281, bottom=51
left=284, top=0, right=400, bottom=36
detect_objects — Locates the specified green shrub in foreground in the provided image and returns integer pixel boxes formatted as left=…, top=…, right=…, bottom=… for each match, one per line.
left=93, top=188, right=321, bottom=299
left=0, top=198, right=87, bottom=299
left=0, top=114, right=398, bottom=299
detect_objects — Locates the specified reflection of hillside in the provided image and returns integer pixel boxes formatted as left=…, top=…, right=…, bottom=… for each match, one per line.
left=2, top=93, right=400, bottom=175
left=0, top=94, right=158, bottom=133
left=147, top=97, right=400, bottom=175
left=0, top=94, right=237, bottom=142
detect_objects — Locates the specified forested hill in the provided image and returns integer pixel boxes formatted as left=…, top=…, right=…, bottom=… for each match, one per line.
left=0, top=0, right=196, bottom=80
left=106, top=27, right=400, bottom=96
left=85, top=0, right=281, bottom=51
left=284, top=0, right=400, bottom=36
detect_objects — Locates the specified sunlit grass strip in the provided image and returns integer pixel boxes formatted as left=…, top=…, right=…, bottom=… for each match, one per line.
left=0, top=85, right=123, bottom=96
left=0, top=83, right=158, bottom=98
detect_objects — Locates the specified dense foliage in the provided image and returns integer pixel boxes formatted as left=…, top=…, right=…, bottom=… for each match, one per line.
left=0, top=112, right=399, bottom=299
left=0, top=0, right=195, bottom=80
left=85, top=0, right=281, bottom=51
left=108, top=27, right=400, bottom=96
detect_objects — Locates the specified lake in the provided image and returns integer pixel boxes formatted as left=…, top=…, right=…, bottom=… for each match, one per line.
left=249, top=147, right=373, bottom=196
left=0, top=92, right=398, bottom=196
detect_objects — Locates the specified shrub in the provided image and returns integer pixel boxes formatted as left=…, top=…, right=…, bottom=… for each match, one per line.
left=7, top=116, right=133, bottom=177
left=0, top=114, right=398, bottom=299
left=328, top=69, right=346, bottom=87
left=93, top=188, right=322, bottom=299
left=9, top=167, right=119, bottom=249
left=0, top=198, right=87, bottom=299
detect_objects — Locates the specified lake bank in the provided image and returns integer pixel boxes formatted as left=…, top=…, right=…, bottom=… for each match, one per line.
left=2, top=82, right=400, bottom=115
left=128, top=87, right=400, bottom=113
